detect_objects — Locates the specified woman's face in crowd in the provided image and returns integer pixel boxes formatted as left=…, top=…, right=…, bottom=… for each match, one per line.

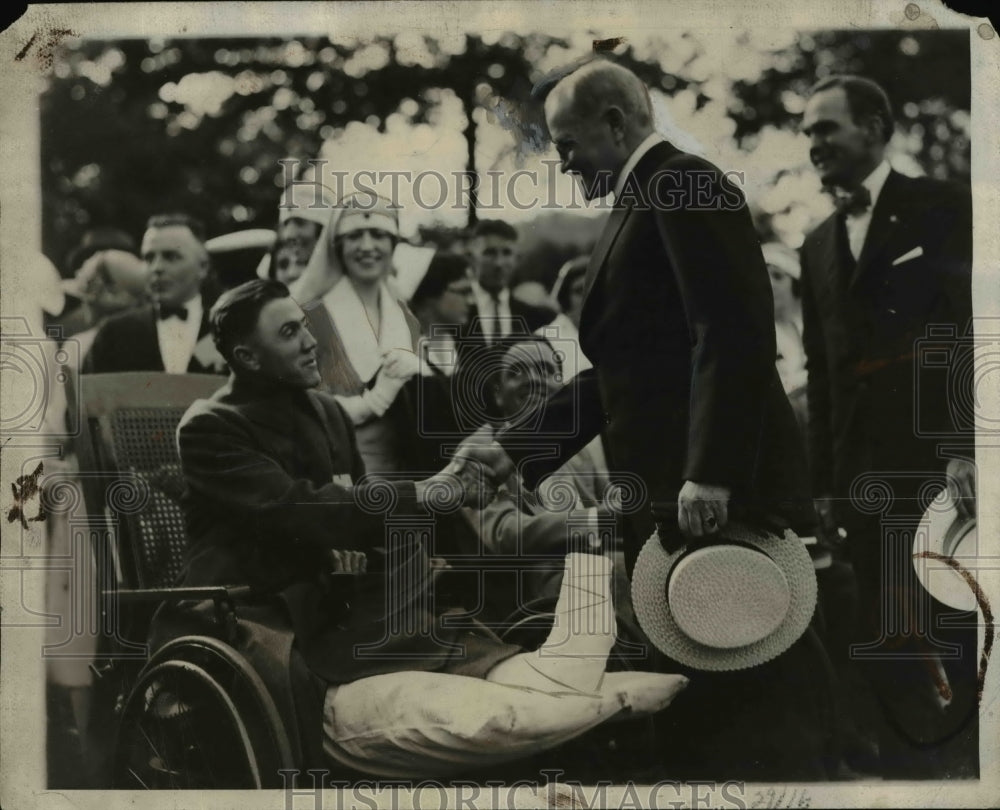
left=273, top=242, right=306, bottom=287
left=341, top=228, right=394, bottom=285
left=431, top=273, right=476, bottom=327
left=278, top=218, right=322, bottom=266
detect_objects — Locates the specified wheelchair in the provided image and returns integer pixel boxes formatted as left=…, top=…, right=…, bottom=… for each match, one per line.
left=62, top=372, right=292, bottom=787
left=65, top=371, right=657, bottom=789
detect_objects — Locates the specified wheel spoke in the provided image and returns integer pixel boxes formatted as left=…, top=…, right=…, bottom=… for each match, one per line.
left=114, top=659, right=262, bottom=788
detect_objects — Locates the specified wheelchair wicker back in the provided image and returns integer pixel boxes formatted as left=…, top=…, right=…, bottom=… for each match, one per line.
left=72, top=372, right=295, bottom=788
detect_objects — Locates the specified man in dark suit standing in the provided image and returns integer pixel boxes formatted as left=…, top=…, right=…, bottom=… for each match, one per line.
left=799, top=75, right=977, bottom=777
left=83, top=213, right=226, bottom=374
left=493, top=59, right=825, bottom=779
left=504, top=59, right=815, bottom=566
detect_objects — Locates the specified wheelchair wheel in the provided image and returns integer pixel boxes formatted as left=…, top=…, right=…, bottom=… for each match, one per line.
left=112, top=636, right=294, bottom=788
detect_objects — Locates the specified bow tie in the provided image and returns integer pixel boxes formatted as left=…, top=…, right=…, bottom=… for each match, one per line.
left=157, top=304, right=189, bottom=321
left=830, top=186, right=872, bottom=217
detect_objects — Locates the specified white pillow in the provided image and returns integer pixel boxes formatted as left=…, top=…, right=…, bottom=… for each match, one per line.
left=323, top=670, right=685, bottom=778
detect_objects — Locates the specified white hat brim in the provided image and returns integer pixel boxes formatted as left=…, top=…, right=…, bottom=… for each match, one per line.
left=632, top=523, right=817, bottom=672
left=205, top=229, right=276, bottom=253
left=913, top=487, right=979, bottom=612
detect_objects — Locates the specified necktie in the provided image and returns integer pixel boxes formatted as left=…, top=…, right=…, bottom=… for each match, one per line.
left=487, top=294, right=501, bottom=343
left=832, top=185, right=871, bottom=217
left=158, top=304, right=189, bottom=321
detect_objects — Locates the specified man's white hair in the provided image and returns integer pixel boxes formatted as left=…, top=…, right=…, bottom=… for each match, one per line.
left=546, top=59, right=654, bottom=131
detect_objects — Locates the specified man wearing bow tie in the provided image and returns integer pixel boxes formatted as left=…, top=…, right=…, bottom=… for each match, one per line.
left=799, top=75, right=975, bottom=777
left=83, top=213, right=226, bottom=375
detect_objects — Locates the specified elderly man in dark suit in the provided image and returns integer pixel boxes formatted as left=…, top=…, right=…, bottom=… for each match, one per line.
left=83, top=213, right=226, bottom=374
left=799, top=75, right=976, bottom=778
left=491, top=59, right=827, bottom=780
left=505, top=59, right=815, bottom=566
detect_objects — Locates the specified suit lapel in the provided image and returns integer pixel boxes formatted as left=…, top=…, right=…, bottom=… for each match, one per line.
left=139, top=306, right=167, bottom=372
left=580, top=202, right=632, bottom=316
left=304, top=391, right=350, bottom=472
left=466, top=305, right=486, bottom=339
left=196, top=306, right=211, bottom=340
left=579, top=140, right=679, bottom=323
left=187, top=302, right=226, bottom=373
left=850, top=171, right=905, bottom=290
left=812, top=215, right=845, bottom=296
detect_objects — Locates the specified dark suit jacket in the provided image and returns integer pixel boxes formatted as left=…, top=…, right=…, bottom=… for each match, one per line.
left=466, top=296, right=556, bottom=339
left=800, top=171, right=973, bottom=509
left=499, top=141, right=815, bottom=570
left=459, top=296, right=556, bottom=357
left=82, top=302, right=224, bottom=374
left=173, top=375, right=515, bottom=685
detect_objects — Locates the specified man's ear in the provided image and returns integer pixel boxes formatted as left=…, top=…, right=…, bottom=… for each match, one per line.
left=604, top=106, right=627, bottom=141
left=233, top=344, right=259, bottom=372
left=861, top=114, right=886, bottom=146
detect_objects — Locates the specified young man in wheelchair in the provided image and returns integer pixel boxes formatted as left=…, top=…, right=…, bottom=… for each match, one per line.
left=152, top=278, right=687, bottom=778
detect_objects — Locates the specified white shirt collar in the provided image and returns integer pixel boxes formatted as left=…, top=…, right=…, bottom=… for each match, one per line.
left=183, top=293, right=202, bottom=319
left=860, top=159, right=892, bottom=212
left=613, top=133, right=666, bottom=200
left=156, top=293, right=203, bottom=373
left=473, top=282, right=509, bottom=309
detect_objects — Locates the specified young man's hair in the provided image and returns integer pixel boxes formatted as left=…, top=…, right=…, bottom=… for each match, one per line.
left=808, top=74, right=895, bottom=144
left=146, top=212, right=207, bottom=244
left=210, top=278, right=290, bottom=366
left=472, top=219, right=518, bottom=243
left=411, top=253, right=471, bottom=307
left=495, top=334, right=561, bottom=372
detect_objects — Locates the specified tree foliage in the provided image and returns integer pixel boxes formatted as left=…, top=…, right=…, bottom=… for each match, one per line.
left=41, top=29, right=969, bottom=276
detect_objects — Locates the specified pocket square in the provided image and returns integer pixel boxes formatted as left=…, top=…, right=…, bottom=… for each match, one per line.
left=892, top=246, right=924, bottom=266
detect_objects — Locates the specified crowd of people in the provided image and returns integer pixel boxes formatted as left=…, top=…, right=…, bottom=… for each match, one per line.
left=42, top=60, right=979, bottom=784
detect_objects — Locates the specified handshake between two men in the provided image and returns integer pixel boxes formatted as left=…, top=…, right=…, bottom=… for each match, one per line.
left=412, top=425, right=515, bottom=511
left=408, top=425, right=737, bottom=539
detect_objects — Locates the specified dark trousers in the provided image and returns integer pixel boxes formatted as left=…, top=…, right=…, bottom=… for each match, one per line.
left=651, top=631, right=835, bottom=781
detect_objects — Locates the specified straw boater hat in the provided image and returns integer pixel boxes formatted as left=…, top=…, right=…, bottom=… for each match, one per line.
left=205, top=229, right=276, bottom=253
left=632, top=515, right=817, bottom=672
left=912, top=486, right=978, bottom=613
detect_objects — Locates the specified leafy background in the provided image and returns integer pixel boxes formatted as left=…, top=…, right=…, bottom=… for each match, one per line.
left=41, top=28, right=970, bottom=288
